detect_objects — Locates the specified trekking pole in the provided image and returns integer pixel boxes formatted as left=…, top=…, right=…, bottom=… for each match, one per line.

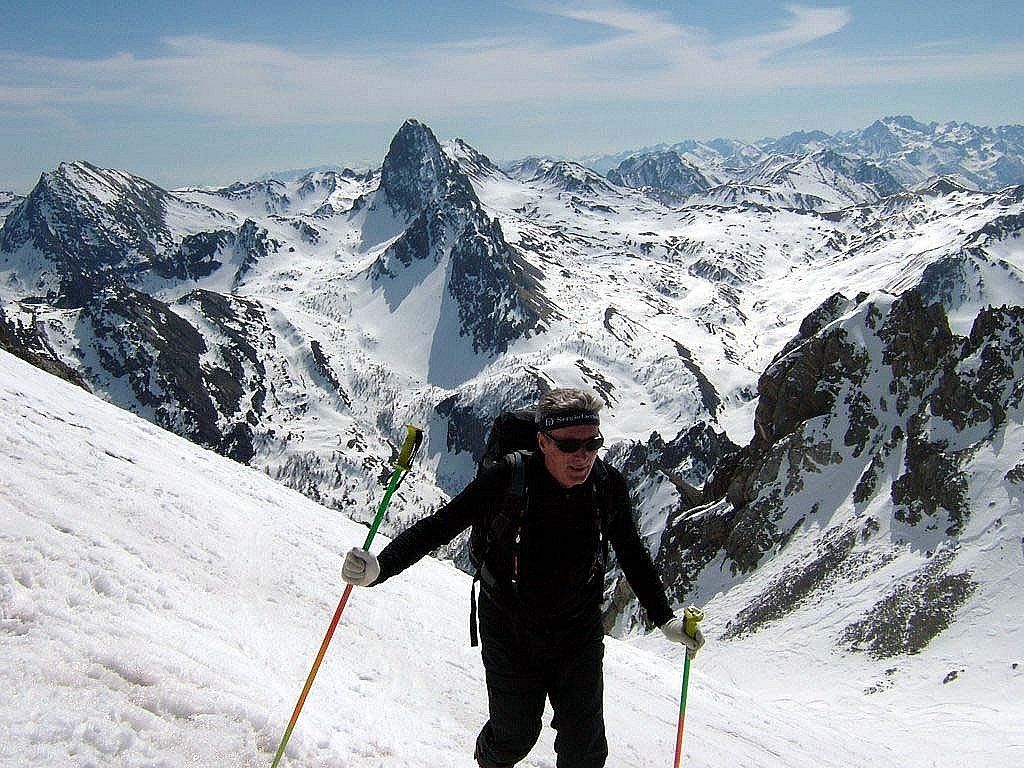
left=270, top=424, right=424, bottom=768
left=672, top=605, right=704, bottom=767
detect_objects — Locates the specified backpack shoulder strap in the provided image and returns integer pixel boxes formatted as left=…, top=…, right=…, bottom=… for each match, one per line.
left=469, top=450, right=531, bottom=647
left=505, top=449, right=528, bottom=498
left=589, top=459, right=618, bottom=579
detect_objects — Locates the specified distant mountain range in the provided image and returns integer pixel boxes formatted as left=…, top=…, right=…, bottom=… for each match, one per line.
left=1, top=116, right=1022, bottom=672
left=579, top=115, right=1024, bottom=195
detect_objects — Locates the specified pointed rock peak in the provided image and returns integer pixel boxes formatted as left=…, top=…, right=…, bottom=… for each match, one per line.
left=378, top=119, right=472, bottom=218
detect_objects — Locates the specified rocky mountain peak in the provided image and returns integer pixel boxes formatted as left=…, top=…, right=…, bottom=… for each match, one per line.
left=880, top=115, right=936, bottom=135
left=0, top=160, right=174, bottom=305
left=917, top=176, right=976, bottom=196
left=378, top=119, right=476, bottom=219
left=367, top=121, right=555, bottom=370
left=762, top=129, right=832, bottom=156
left=607, top=151, right=711, bottom=203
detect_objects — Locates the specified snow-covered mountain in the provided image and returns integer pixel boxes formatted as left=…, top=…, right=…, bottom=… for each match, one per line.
left=734, top=149, right=905, bottom=210
left=602, top=143, right=907, bottom=213
left=607, top=151, right=712, bottom=205
left=589, top=115, right=1024, bottom=197
left=773, top=116, right=1024, bottom=191
left=2, top=116, right=1023, bottom=690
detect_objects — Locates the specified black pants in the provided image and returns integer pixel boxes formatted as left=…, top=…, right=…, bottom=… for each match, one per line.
left=474, top=590, right=608, bottom=768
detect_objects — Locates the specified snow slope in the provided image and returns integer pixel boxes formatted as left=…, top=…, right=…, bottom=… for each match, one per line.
left=3, top=350, right=1022, bottom=767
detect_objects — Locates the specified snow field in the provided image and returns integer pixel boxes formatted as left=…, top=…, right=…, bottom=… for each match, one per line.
left=3, top=341, right=1023, bottom=767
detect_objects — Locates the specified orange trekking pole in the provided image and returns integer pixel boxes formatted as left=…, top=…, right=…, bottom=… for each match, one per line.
left=270, top=425, right=423, bottom=767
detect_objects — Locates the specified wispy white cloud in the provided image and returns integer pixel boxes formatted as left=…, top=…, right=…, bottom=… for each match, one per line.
left=1, top=2, right=1021, bottom=129
left=719, top=3, right=852, bottom=59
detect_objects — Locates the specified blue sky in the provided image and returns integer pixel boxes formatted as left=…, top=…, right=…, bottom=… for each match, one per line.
left=2, top=1, right=1023, bottom=190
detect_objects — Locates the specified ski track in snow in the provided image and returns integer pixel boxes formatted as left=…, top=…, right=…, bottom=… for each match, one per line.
left=3, top=350, right=1023, bottom=767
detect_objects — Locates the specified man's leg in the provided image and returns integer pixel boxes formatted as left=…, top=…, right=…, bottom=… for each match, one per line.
left=474, top=664, right=546, bottom=767
left=475, top=593, right=545, bottom=767
left=548, top=636, right=608, bottom=768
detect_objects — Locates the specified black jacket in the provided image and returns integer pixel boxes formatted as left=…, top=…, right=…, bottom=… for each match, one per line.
left=374, top=452, right=674, bottom=628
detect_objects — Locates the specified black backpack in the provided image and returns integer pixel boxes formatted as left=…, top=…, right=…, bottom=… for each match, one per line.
left=467, top=408, right=614, bottom=645
left=467, top=408, right=537, bottom=574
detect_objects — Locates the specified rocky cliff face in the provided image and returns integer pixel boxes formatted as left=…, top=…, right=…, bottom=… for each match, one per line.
left=153, top=219, right=281, bottom=287
left=630, top=288, right=1023, bottom=656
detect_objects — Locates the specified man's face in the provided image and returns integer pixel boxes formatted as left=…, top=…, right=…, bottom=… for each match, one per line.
left=537, top=424, right=602, bottom=488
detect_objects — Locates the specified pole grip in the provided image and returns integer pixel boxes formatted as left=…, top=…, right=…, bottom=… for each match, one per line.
left=674, top=606, right=705, bottom=766
left=396, top=425, right=424, bottom=471
left=683, top=605, right=704, bottom=639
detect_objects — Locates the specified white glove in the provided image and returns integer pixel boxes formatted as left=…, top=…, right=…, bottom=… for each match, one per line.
left=660, top=617, right=706, bottom=659
left=342, top=547, right=380, bottom=587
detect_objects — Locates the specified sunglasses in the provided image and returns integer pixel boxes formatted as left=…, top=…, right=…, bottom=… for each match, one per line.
left=542, top=432, right=604, bottom=454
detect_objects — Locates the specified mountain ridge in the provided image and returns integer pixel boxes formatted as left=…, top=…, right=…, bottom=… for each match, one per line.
left=579, top=115, right=1024, bottom=194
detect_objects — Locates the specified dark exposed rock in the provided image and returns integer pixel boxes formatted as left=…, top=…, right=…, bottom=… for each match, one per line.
left=156, top=229, right=232, bottom=281
left=853, top=449, right=887, bottom=505
left=448, top=216, right=555, bottom=354
left=692, top=288, right=1015, bottom=637
left=916, top=252, right=984, bottom=311
left=754, top=300, right=867, bottom=447
left=687, top=259, right=742, bottom=286
left=176, top=289, right=269, bottom=423
left=890, top=427, right=970, bottom=534
left=671, top=341, right=722, bottom=420
left=613, top=422, right=739, bottom=494
left=231, top=220, right=280, bottom=284
left=841, top=550, right=977, bottom=657
left=70, top=286, right=274, bottom=463
left=83, top=286, right=221, bottom=448
left=309, top=340, right=350, bottom=407
left=877, top=290, right=956, bottom=413
left=1, top=162, right=174, bottom=304
left=723, top=528, right=858, bottom=638
left=721, top=493, right=783, bottom=573
left=378, top=119, right=477, bottom=220
left=798, top=292, right=857, bottom=338
left=654, top=501, right=736, bottom=606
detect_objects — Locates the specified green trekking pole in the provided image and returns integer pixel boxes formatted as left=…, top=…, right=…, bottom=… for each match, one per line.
left=270, top=424, right=424, bottom=768
left=672, top=605, right=704, bottom=767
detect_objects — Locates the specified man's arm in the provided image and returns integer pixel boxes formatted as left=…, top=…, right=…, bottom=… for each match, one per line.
left=370, top=462, right=509, bottom=584
left=604, top=466, right=674, bottom=627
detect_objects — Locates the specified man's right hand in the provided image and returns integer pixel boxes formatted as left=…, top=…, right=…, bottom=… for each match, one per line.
left=342, top=547, right=380, bottom=586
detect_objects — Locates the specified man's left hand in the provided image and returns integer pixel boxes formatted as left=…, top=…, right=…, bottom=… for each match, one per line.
left=660, top=617, right=706, bottom=659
